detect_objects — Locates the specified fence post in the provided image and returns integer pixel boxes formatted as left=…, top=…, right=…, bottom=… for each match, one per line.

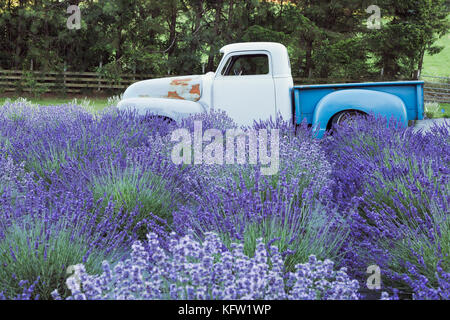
left=64, top=62, right=67, bottom=91
left=98, top=61, right=102, bottom=91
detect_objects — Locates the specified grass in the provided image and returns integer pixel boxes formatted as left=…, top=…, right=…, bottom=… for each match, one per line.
left=424, top=102, right=450, bottom=118
left=421, top=20, right=450, bottom=115
left=422, top=33, right=450, bottom=78
left=0, top=95, right=113, bottom=112
left=422, top=13, right=450, bottom=77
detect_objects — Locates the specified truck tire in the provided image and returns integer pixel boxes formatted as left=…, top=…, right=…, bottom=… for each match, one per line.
left=333, top=110, right=365, bottom=125
left=141, top=114, right=175, bottom=124
left=330, top=110, right=366, bottom=133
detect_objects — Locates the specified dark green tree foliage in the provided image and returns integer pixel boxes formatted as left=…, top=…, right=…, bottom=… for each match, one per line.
left=0, top=0, right=448, bottom=80
left=366, top=0, right=449, bottom=78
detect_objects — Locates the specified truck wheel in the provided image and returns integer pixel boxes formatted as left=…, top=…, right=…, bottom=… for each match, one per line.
left=333, top=110, right=365, bottom=126
left=329, top=110, right=366, bottom=135
left=142, top=115, right=174, bottom=124
left=334, top=110, right=363, bottom=125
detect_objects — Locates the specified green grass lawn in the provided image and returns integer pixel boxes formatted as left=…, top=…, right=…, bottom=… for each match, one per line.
left=422, top=28, right=450, bottom=77
left=0, top=96, right=112, bottom=112
left=425, top=102, right=450, bottom=118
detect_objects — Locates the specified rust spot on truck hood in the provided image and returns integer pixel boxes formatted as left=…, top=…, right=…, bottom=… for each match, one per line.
left=189, top=84, right=200, bottom=96
left=125, top=75, right=202, bottom=102
left=167, top=91, right=185, bottom=100
left=170, top=78, right=193, bottom=86
left=165, top=76, right=201, bottom=101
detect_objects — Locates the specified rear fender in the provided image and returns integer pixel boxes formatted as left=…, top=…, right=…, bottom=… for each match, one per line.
left=312, top=89, right=408, bottom=138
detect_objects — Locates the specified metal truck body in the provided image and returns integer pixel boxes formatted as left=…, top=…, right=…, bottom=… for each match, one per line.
left=118, top=42, right=424, bottom=138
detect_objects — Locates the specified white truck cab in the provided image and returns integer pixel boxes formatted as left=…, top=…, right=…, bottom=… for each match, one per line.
left=117, top=42, right=294, bottom=125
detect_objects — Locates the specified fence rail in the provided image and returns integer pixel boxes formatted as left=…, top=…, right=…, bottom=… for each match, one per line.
left=421, top=75, right=450, bottom=104
left=1, top=70, right=450, bottom=104
left=0, top=70, right=161, bottom=94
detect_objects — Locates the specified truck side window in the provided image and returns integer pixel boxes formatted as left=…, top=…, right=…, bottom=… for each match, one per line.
left=221, top=54, right=269, bottom=76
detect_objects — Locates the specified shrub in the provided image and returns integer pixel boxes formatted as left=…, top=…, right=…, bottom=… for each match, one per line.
left=183, top=115, right=332, bottom=206
left=91, top=164, right=176, bottom=231
left=0, top=154, right=30, bottom=198
left=240, top=202, right=350, bottom=273
left=174, top=170, right=347, bottom=271
left=373, top=201, right=449, bottom=299
left=0, top=219, right=121, bottom=300
left=0, top=104, right=170, bottom=186
left=52, top=232, right=360, bottom=300
left=320, top=114, right=450, bottom=297
left=0, top=168, right=136, bottom=300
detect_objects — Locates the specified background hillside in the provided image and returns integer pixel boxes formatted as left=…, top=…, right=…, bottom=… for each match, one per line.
left=423, top=31, right=450, bottom=77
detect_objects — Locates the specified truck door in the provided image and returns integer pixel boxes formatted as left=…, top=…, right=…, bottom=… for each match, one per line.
left=212, top=51, right=276, bottom=126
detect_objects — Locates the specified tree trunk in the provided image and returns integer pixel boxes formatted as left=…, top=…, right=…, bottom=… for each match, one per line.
left=206, top=1, right=223, bottom=72
left=15, top=17, right=22, bottom=69
left=305, top=40, right=313, bottom=78
left=167, top=5, right=178, bottom=57
left=416, top=46, right=426, bottom=79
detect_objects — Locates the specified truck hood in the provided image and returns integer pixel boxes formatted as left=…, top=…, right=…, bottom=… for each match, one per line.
left=123, top=75, right=202, bottom=102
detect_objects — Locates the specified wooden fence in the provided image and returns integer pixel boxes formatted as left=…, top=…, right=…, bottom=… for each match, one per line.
left=0, top=70, right=160, bottom=94
left=421, top=75, right=450, bottom=104
left=1, top=70, right=449, bottom=104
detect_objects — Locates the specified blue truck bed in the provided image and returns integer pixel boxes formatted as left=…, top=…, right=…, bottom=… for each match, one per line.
left=293, top=80, right=424, bottom=138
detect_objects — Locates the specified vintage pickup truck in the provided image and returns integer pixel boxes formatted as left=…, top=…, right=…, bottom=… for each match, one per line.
left=118, top=42, right=424, bottom=138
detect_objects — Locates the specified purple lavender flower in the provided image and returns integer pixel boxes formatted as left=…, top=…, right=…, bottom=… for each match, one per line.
left=57, top=232, right=360, bottom=300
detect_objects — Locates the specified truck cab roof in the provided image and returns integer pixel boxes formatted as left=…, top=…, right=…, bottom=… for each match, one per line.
left=219, top=42, right=292, bottom=78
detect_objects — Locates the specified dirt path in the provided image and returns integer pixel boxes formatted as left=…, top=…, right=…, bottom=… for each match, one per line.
left=413, top=118, right=450, bottom=134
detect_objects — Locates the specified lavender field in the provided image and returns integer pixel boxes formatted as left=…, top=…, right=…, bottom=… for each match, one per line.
left=0, top=101, right=448, bottom=300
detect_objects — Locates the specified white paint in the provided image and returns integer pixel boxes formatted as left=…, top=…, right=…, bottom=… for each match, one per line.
left=118, top=42, right=294, bottom=125
left=117, top=97, right=205, bottom=123
left=212, top=50, right=276, bottom=126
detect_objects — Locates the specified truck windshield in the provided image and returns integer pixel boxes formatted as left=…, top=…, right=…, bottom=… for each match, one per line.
left=221, top=54, right=269, bottom=76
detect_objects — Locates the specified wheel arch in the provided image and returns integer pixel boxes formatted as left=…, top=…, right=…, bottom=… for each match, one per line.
left=312, top=89, right=408, bottom=137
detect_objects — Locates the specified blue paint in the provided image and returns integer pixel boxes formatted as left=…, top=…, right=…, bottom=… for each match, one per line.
left=293, top=81, right=424, bottom=138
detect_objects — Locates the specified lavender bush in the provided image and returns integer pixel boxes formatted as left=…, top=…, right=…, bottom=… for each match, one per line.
left=182, top=115, right=333, bottom=207
left=90, top=164, right=176, bottom=236
left=0, top=102, right=448, bottom=300
left=0, top=145, right=136, bottom=299
left=0, top=219, right=124, bottom=300
left=52, top=232, right=360, bottom=300
left=174, top=170, right=348, bottom=272
left=173, top=114, right=340, bottom=271
left=320, top=114, right=450, bottom=299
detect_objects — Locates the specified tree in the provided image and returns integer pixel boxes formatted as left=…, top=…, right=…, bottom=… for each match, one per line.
left=366, top=0, right=449, bottom=79
left=0, top=0, right=447, bottom=81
